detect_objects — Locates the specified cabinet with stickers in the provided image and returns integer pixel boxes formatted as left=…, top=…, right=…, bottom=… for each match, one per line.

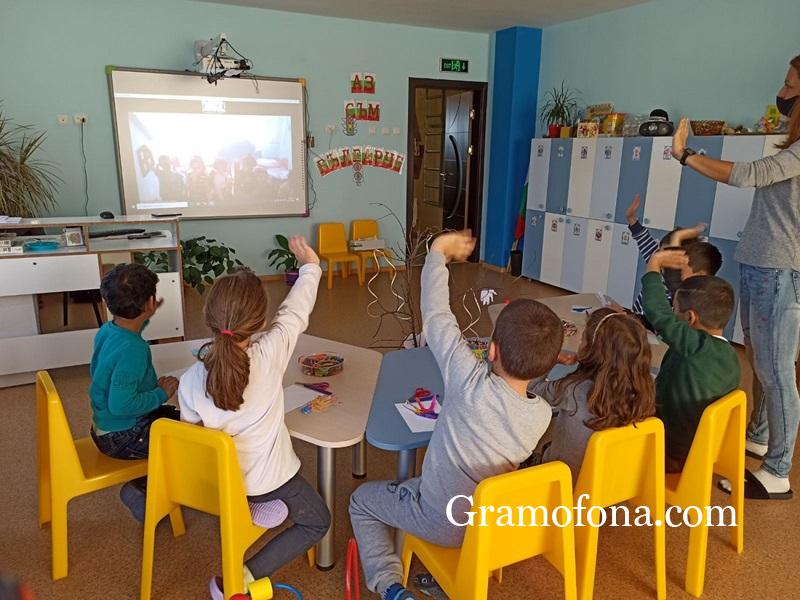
left=520, top=133, right=787, bottom=344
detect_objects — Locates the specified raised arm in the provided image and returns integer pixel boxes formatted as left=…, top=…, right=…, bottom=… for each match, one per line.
left=641, top=250, right=704, bottom=356
left=625, top=195, right=659, bottom=262
left=421, top=231, right=480, bottom=384
left=671, top=118, right=734, bottom=183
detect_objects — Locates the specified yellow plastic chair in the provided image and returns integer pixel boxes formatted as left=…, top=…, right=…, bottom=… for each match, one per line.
left=401, top=462, right=577, bottom=600
left=351, top=219, right=392, bottom=284
left=318, top=222, right=363, bottom=289
left=573, top=417, right=666, bottom=600
left=140, top=419, right=312, bottom=600
left=36, top=370, right=148, bottom=580
left=665, top=390, right=746, bottom=597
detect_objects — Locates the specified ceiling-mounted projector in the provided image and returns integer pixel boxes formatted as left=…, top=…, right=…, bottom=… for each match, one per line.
left=194, top=33, right=252, bottom=83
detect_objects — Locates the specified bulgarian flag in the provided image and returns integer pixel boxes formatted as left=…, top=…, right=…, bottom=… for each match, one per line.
left=511, top=172, right=528, bottom=251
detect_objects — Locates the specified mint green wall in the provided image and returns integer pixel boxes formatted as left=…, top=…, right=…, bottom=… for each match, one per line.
left=539, top=0, right=800, bottom=135
left=1, top=0, right=489, bottom=273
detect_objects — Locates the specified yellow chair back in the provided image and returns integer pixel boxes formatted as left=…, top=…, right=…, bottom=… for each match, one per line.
left=317, top=222, right=349, bottom=255
left=351, top=219, right=379, bottom=240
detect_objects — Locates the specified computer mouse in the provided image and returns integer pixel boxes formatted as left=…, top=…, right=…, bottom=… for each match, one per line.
left=99, top=211, right=115, bottom=219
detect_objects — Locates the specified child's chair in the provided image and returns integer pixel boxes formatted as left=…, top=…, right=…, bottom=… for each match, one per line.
left=139, top=419, right=312, bottom=600
left=318, top=222, right=362, bottom=289
left=36, top=370, right=148, bottom=580
left=351, top=219, right=392, bottom=284
left=573, top=417, right=666, bottom=600
left=665, top=390, right=745, bottom=598
left=401, top=461, right=577, bottom=600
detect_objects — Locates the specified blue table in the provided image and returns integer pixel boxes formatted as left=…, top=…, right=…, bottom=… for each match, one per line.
left=366, top=347, right=444, bottom=480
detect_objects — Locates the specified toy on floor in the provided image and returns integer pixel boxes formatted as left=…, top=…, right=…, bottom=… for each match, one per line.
left=346, top=538, right=360, bottom=600
left=229, top=577, right=304, bottom=600
left=299, top=353, right=345, bottom=377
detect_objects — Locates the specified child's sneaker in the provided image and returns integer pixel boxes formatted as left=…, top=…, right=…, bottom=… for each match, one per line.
left=413, top=573, right=446, bottom=598
left=384, top=583, right=418, bottom=600
left=248, top=499, right=289, bottom=528
left=120, top=481, right=146, bottom=523
left=208, top=576, right=224, bottom=600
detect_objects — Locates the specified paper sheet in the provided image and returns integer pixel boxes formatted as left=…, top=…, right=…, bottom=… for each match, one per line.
left=394, top=403, right=438, bottom=433
left=284, top=384, right=322, bottom=413
left=647, top=332, right=660, bottom=345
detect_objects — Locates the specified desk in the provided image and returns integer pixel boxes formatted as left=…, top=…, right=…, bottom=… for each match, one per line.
left=150, top=333, right=382, bottom=570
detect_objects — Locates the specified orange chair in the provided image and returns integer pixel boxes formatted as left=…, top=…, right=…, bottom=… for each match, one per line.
left=318, top=222, right=363, bottom=289
left=351, top=219, right=392, bottom=284
left=36, top=371, right=149, bottom=580
left=573, top=417, right=666, bottom=600
left=665, top=390, right=746, bottom=597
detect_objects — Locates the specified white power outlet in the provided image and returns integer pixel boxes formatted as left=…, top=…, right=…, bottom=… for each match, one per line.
left=74, top=114, right=88, bottom=125
left=56, top=115, right=70, bottom=126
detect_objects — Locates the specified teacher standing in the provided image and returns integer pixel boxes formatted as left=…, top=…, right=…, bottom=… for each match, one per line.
left=671, top=54, right=800, bottom=499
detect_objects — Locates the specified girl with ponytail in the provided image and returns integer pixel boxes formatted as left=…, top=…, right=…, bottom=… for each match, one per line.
left=178, top=236, right=331, bottom=597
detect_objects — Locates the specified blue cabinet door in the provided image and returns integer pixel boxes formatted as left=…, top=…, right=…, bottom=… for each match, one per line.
left=590, top=138, right=623, bottom=221
left=711, top=237, right=741, bottom=340
left=606, top=223, right=641, bottom=308
left=615, top=137, right=653, bottom=224
left=561, top=216, right=588, bottom=292
left=675, top=136, right=724, bottom=227
left=546, top=139, right=573, bottom=214
left=528, top=139, right=550, bottom=211
left=521, top=210, right=546, bottom=280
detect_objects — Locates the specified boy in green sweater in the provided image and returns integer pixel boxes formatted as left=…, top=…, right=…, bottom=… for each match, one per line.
left=89, top=264, right=179, bottom=521
left=642, top=250, right=740, bottom=472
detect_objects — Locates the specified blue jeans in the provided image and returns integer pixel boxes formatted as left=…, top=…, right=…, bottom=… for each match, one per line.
left=91, top=404, right=180, bottom=460
left=740, top=264, right=800, bottom=478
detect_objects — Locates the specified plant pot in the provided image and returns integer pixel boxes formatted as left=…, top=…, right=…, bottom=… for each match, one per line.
left=547, top=124, right=562, bottom=138
left=559, top=126, right=573, bottom=138
left=285, top=270, right=299, bottom=286
left=509, top=250, right=523, bottom=277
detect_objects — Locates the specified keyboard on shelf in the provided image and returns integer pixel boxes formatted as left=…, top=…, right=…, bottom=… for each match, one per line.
left=88, top=228, right=146, bottom=239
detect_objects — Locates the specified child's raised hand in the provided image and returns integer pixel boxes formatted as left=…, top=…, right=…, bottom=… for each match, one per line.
left=648, top=249, right=689, bottom=273
left=158, top=376, right=179, bottom=398
left=431, top=230, right=476, bottom=263
left=288, top=236, right=320, bottom=266
left=625, top=194, right=642, bottom=225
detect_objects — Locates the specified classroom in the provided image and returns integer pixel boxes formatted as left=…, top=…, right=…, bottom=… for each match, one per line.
left=1, top=0, right=800, bottom=598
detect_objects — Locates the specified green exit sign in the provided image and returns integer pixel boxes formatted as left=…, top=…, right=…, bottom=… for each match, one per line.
left=440, top=58, right=469, bottom=73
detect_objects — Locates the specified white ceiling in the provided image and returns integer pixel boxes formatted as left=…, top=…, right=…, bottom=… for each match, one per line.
left=198, top=0, right=650, bottom=32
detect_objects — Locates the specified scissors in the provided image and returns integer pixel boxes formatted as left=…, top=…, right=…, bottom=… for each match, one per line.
left=296, top=381, right=333, bottom=396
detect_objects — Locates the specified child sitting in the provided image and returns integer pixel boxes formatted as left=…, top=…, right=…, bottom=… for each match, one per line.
left=349, top=230, right=563, bottom=600
left=177, top=237, right=330, bottom=599
left=89, top=263, right=180, bottom=521
left=527, top=307, right=656, bottom=482
left=642, top=250, right=740, bottom=472
left=625, top=194, right=722, bottom=324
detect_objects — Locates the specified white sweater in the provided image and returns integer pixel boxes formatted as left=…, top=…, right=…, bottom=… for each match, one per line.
left=178, top=264, right=322, bottom=496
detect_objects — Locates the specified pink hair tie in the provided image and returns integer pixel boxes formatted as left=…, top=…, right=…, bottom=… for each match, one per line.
left=221, top=329, right=235, bottom=337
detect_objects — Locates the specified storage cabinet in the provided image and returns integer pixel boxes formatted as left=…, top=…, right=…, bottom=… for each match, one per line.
left=546, top=139, right=572, bottom=214
left=643, top=137, right=683, bottom=230
left=615, top=138, right=653, bottom=223
left=540, top=213, right=566, bottom=287
left=590, top=138, right=623, bottom=221
left=566, top=139, right=596, bottom=218
left=675, top=136, right=724, bottom=227
left=581, top=220, right=614, bottom=293
left=521, top=210, right=546, bottom=280
left=561, top=217, right=588, bottom=292
left=527, top=139, right=550, bottom=211
left=710, top=136, right=763, bottom=241
left=606, top=223, right=641, bottom=308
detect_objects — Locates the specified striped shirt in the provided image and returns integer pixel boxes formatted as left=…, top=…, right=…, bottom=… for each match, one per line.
left=629, top=221, right=665, bottom=315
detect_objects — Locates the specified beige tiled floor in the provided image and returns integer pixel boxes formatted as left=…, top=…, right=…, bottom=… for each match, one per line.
left=2, top=264, right=798, bottom=599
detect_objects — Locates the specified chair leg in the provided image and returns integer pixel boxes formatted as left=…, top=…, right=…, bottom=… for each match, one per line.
left=62, top=292, right=69, bottom=326
left=50, top=495, right=69, bottom=580
left=140, top=513, right=158, bottom=600
left=685, top=522, right=710, bottom=597
left=731, top=472, right=744, bottom=554
left=356, top=260, right=364, bottom=287
left=307, top=547, right=315, bottom=568
left=38, top=462, right=51, bottom=527
left=222, top=549, right=247, bottom=598
left=654, top=514, right=666, bottom=600
left=92, top=300, right=103, bottom=327
left=169, top=506, right=186, bottom=537
left=574, top=521, right=600, bottom=600
left=400, top=546, right=413, bottom=587
left=327, top=260, right=333, bottom=290
left=492, top=568, right=503, bottom=584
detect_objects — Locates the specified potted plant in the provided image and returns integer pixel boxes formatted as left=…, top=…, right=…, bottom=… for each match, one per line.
left=180, top=236, right=244, bottom=293
left=268, top=234, right=300, bottom=285
left=539, top=82, right=580, bottom=138
left=0, top=111, right=61, bottom=217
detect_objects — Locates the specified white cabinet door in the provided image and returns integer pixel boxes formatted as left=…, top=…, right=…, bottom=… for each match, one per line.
left=0, top=254, right=101, bottom=296
left=561, top=217, right=589, bottom=292
left=528, top=139, right=551, bottom=211
left=643, top=137, right=682, bottom=230
left=762, top=135, right=786, bottom=157
left=606, top=223, right=640, bottom=308
left=581, top=220, right=614, bottom=293
left=710, top=136, right=763, bottom=241
left=540, top=213, right=566, bottom=287
left=566, top=139, right=596, bottom=218
left=106, top=272, right=184, bottom=340
left=0, top=295, right=38, bottom=338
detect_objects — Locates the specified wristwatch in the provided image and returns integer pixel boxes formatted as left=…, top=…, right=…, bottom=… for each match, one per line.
left=679, top=147, right=697, bottom=165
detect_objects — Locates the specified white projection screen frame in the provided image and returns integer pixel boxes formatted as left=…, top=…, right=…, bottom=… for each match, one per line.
left=108, top=68, right=308, bottom=219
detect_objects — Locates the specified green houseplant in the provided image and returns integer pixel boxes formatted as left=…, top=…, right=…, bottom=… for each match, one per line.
left=539, top=82, right=580, bottom=138
left=0, top=111, right=61, bottom=217
left=267, top=234, right=300, bottom=286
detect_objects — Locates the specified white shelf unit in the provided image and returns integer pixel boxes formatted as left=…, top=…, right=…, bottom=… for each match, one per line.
left=0, top=216, right=185, bottom=387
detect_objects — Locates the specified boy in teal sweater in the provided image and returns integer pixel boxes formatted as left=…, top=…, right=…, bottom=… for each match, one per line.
left=642, top=250, right=740, bottom=472
left=89, top=264, right=179, bottom=521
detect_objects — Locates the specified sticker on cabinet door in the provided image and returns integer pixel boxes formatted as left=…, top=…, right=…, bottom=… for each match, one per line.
left=580, top=145, right=588, bottom=159
left=632, top=146, right=641, bottom=161
left=621, top=231, right=630, bottom=245
left=594, top=227, right=603, bottom=241
left=557, top=145, right=565, bottom=158
left=550, top=218, right=559, bottom=232
left=530, top=215, right=540, bottom=226
left=603, top=145, right=613, bottom=159
left=662, top=145, right=672, bottom=160
left=573, top=223, right=582, bottom=236
left=536, top=144, right=544, bottom=157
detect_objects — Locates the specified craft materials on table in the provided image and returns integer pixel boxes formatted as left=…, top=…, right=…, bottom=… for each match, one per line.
left=395, top=387, right=440, bottom=434
left=284, top=384, right=340, bottom=415
left=571, top=306, right=592, bottom=314
left=299, top=353, right=345, bottom=377
left=561, top=319, right=578, bottom=337
left=295, top=381, right=333, bottom=395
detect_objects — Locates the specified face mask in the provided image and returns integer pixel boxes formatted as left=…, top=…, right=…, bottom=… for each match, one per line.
left=777, top=95, right=797, bottom=117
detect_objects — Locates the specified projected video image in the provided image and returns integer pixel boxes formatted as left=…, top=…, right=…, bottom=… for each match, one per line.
left=129, top=112, right=294, bottom=208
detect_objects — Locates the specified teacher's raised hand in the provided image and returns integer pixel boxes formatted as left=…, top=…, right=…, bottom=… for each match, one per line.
left=671, top=117, right=690, bottom=160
